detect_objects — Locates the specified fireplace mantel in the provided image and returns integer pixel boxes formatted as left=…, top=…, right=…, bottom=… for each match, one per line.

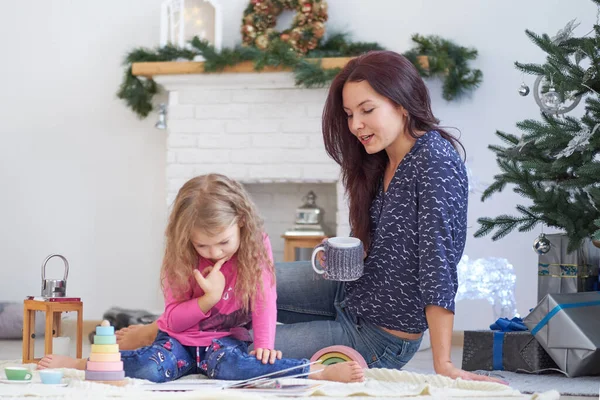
left=131, top=56, right=429, bottom=77
left=131, top=57, right=352, bottom=78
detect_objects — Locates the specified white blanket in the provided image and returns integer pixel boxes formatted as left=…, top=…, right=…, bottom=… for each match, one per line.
left=0, top=360, right=559, bottom=400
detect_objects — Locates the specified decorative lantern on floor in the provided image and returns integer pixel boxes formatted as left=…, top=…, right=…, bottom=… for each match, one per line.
left=160, top=0, right=222, bottom=54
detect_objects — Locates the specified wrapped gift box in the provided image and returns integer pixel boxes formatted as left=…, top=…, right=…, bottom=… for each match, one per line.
left=537, top=234, right=600, bottom=302
left=524, top=292, right=600, bottom=377
left=462, top=330, right=557, bottom=372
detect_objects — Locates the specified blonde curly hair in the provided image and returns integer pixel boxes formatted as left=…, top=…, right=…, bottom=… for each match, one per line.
left=161, top=174, right=273, bottom=312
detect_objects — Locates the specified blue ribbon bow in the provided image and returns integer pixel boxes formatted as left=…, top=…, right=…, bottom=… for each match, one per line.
left=489, top=317, right=527, bottom=332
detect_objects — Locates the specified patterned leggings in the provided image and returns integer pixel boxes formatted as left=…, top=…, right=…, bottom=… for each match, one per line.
left=121, top=330, right=309, bottom=383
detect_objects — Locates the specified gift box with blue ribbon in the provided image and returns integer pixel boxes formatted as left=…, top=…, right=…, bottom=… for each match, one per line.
left=537, top=234, right=600, bottom=302
left=462, top=317, right=557, bottom=372
left=524, top=291, right=600, bottom=377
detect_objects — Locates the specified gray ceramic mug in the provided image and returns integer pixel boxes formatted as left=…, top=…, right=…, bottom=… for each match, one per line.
left=311, top=237, right=364, bottom=281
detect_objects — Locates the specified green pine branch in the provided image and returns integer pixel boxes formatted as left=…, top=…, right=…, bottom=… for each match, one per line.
left=480, top=180, right=506, bottom=201
left=474, top=206, right=540, bottom=241
left=116, top=67, right=159, bottom=118
left=306, top=32, right=384, bottom=57
left=404, top=34, right=483, bottom=101
left=496, top=131, right=520, bottom=146
left=294, top=60, right=341, bottom=87
left=116, top=45, right=196, bottom=118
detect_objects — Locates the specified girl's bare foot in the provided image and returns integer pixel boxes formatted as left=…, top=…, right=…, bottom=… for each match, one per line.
left=37, top=355, right=86, bottom=370
left=115, top=322, right=157, bottom=350
left=311, top=361, right=365, bottom=383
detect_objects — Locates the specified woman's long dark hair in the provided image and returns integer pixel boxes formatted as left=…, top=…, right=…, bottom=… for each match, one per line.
left=322, top=50, right=464, bottom=251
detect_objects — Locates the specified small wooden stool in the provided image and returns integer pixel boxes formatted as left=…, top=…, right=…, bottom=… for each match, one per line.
left=22, top=299, right=83, bottom=363
left=282, top=234, right=327, bottom=262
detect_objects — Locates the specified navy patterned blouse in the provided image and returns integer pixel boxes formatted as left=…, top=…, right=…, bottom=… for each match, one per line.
left=345, top=131, right=468, bottom=334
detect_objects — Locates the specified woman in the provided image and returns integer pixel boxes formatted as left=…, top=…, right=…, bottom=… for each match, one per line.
left=274, top=50, right=497, bottom=382
left=93, top=50, right=499, bottom=383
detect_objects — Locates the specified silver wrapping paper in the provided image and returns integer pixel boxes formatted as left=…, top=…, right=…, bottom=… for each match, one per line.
left=537, top=234, right=600, bottom=302
left=462, top=330, right=557, bottom=372
left=524, top=292, right=600, bottom=377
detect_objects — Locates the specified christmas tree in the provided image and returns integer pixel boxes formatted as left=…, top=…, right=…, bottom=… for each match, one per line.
left=475, top=0, right=600, bottom=252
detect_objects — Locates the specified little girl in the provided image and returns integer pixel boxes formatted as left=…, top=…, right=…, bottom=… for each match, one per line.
left=39, top=174, right=363, bottom=383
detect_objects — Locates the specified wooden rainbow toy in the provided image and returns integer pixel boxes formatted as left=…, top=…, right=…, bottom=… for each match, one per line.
left=310, top=345, right=368, bottom=368
left=85, top=320, right=127, bottom=386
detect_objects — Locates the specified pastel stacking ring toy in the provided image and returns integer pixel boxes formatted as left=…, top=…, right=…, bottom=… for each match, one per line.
left=310, top=345, right=368, bottom=369
left=85, top=320, right=127, bottom=386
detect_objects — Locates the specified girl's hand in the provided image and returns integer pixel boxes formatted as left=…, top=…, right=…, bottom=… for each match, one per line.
left=435, top=361, right=508, bottom=385
left=193, top=258, right=227, bottom=303
left=249, top=348, right=283, bottom=364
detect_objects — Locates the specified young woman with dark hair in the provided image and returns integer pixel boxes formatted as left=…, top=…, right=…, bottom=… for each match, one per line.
left=309, top=50, right=496, bottom=382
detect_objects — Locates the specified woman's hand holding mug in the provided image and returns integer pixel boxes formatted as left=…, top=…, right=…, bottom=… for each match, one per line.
left=311, top=237, right=364, bottom=281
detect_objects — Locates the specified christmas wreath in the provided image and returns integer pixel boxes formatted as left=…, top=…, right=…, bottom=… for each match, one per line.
left=241, top=0, right=328, bottom=54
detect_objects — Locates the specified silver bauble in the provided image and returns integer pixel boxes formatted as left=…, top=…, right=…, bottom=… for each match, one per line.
left=541, top=88, right=561, bottom=111
left=533, top=233, right=551, bottom=255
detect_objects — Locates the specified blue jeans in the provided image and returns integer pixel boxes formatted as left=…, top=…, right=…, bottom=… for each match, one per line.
left=272, top=261, right=422, bottom=369
left=122, top=331, right=309, bottom=383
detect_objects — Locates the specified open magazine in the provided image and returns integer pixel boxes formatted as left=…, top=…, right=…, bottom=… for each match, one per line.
left=140, top=361, right=323, bottom=395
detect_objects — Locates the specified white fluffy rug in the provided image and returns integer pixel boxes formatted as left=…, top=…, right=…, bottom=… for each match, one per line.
left=0, top=359, right=559, bottom=400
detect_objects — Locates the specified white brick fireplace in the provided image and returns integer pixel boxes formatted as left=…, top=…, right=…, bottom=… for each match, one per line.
left=155, top=72, right=350, bottom=261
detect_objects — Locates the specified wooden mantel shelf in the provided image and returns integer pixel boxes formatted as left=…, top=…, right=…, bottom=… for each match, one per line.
left=132, top=57, right=353, bottom=78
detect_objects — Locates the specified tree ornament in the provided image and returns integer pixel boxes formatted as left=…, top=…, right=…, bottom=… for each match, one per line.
left=518, top=82, right=530, bottom=96
left=533, top=75, right=581, bottom=115
left=533, top=233, right=551, bottom=255
left=556, top=128, right=595, bottom=158
left=313, top=21, right=325, bottom=37
left=255, top=34, right=269, bottom=50
left=583, top=66, right=596, bottom=82
left=241, top=0, right=328, bottom=54
left=541, top=86, right=561, bottom=111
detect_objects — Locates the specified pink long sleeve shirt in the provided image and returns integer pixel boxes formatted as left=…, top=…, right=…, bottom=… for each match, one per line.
left=156, top=235, right=277, bottom=349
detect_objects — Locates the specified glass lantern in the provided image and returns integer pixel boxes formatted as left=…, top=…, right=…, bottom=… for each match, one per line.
left=160, top=0, right=222, bottom=54
left=284, top=191, right=327, bottom=236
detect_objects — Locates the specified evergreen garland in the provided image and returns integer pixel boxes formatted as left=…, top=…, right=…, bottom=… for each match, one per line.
left=403, top=34, right=483, bottom=101
left=118, top=33, right=482, bottom=118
